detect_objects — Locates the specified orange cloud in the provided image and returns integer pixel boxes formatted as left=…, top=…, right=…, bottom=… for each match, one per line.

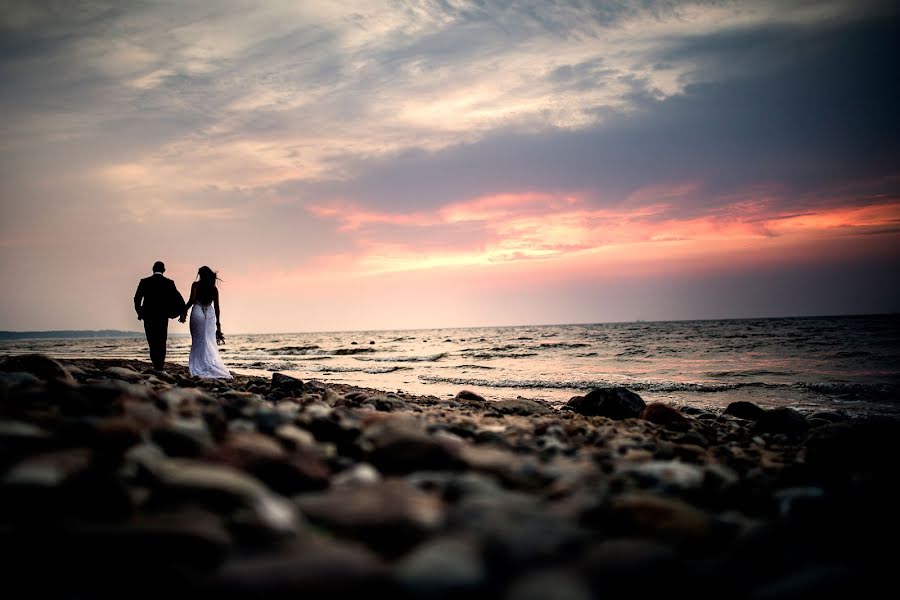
left=304, top=189, right=900, bottom=279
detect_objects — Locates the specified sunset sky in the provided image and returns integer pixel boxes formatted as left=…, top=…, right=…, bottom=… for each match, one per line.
left=1, top=0, right=899, bottom=333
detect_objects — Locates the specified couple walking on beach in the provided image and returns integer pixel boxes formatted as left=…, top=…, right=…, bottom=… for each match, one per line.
left=133, top=260, right=232, bottom=379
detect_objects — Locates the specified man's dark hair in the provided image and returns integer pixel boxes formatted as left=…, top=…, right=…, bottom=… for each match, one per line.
left=152, top=261, right=165, bottom=273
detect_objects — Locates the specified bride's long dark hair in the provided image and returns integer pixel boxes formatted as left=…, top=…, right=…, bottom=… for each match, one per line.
left=196, top=266, right=221, bottom=303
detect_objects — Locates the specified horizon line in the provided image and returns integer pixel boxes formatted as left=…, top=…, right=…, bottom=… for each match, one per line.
left=1, top=311, right=896, bottom=338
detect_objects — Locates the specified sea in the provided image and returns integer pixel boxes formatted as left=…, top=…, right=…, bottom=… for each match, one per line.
left=2, top=314, right=899, bottom=417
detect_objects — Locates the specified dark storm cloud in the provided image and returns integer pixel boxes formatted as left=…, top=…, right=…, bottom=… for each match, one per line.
left=282, top=8, right=900, bottom=217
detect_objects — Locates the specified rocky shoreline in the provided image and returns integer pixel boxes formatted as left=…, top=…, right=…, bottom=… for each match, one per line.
left=1, top=354, right=898, bottom=599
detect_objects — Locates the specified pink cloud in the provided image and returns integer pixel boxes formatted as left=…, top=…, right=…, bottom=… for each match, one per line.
left=303, top=187, right=900, bottom=280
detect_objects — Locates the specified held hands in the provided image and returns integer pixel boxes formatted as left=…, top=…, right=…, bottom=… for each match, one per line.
left=178, top=313, right=187, bottom=323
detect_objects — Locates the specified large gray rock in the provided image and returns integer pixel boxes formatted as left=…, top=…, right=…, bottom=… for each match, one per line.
left=564, top=387, right=646, bottom=419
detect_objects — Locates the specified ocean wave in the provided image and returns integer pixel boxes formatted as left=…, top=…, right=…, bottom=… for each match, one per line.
left=616, top=347, right=648, bottom=357
left=265, top=346, right=377, bottom=356
left=416, top=375, right=750, bottom=393
left=306, top=364, right=412, bottom=374
left=354, top=352, right=448, bottom=363
left=266, top=345, right=320, bottom=355
left=461, top=352, right=539, bottom=360
left=240, top=361, right=298, bottom=371
left=538, top=342, right=591, bottom=349
left=333, top=347, right=377, bottom=355
left=705, top=369, right=793, bottom=378
left=796, top=381, right=897, bottom=398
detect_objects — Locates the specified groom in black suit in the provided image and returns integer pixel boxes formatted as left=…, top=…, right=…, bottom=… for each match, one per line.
left=134, top=261, right=185, bottom=371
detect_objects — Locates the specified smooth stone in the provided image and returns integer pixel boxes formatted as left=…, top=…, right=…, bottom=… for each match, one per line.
left=3, top=448, right=93, bottom=487
left=724, top=401, right=768, bottom=421
left=211, top=436, right=331, bottom=496
left=333, top=463, right=382, bottom=487
left=640, top=403, right=692, bottom=426
left=0, top=371, right=42, bottom=389
left=0, top=354, right=76, bottom=384
left=274, top=424, right=317, bottom=450
left=104, top=367, right=144, bottom=382
left=394, top=535, right=486, bottom=595
left=0, top=420, right=48, bottom=438
left=295, top=479, right=444, bottom=556
left=491, top=398, right=555, bottom=416
left=607, top=493, right=713, bottom=544
left=449, top=490, right=582, bottom=564
left=2, top=448, right=132, bottom=519
left=159, top=387, right=217, bottom=409
left=455, top=390, right=486, bottom=402
left=564, top=387, right=646, bottom=419
left=372, top=396, right=410, bottom=412
left=271, top=372, right=304, bottom=393
left=617, top=460, right=707, bottom=491
left=147, top=459, right=300, bottom=537
left=360, top=418, right=464, bottom=474
left=151, top=418, right=215, bottom=457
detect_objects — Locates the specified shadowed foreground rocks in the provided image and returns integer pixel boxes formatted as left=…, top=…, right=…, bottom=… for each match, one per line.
left=1, top=354, right=898, bottom=599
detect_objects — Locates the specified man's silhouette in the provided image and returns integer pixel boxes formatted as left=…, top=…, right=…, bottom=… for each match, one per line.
left=134, top=261, right=184, bottom=371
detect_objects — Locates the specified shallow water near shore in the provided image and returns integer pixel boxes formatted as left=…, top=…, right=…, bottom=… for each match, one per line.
left=3, top=314, right=898, bottom=415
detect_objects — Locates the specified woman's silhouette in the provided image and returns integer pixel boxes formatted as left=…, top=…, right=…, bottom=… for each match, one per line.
left=180, top=266, right=232, bottom=378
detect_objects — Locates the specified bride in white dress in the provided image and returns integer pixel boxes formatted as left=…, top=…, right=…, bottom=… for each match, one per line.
left=179, top=266, right=232, bottom=379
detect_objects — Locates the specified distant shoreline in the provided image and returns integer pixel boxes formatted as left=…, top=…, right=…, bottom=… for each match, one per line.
left=0, top=330, right=143, bottom=340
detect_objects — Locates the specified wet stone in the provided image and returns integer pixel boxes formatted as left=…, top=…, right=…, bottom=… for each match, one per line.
left=725, top=401, right=768, bottom=422
left=641, top=403, right=692, bottom=427
left=491, top=398, right=555, bottom=416
left=271, top=372, right=304, bottom=395
left=455, top=390, right=487, bottom=402
left=296, top=479, right=445, bottom=556
left=565, top=387, right=646, bottom=420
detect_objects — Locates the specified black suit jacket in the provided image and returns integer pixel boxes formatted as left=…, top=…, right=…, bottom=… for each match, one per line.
left=134, top=274, right=183, bottom=320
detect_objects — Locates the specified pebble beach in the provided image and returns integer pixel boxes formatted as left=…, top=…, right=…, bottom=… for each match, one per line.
left=1, top=353, right=898, bottom=599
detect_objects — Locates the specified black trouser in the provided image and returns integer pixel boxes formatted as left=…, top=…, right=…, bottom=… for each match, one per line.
left=143, top=317, right=169, bottom=370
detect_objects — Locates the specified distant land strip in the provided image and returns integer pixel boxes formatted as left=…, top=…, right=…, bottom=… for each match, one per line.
left=0, top=330, right=142, bottom=340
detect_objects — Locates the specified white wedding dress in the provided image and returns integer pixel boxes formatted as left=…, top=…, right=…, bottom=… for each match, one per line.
left=188, top=303, right=232, bottom=379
